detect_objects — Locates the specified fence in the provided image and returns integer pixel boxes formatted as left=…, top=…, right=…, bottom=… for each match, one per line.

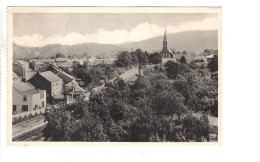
left=13, top=108, right=46, bottom=120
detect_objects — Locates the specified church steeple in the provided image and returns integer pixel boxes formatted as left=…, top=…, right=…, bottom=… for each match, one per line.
left=163, top=28, right=167, bottom=51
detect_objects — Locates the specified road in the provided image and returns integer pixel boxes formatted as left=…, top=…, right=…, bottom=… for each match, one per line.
left=12, top=116, right=46, bottom=139
left=93, top=67, right=139, bottom=93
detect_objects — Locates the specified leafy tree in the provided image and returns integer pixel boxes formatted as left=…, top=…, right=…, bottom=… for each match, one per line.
left=148, top=52, right=162, bottom=64
left=208, top=55, right=218, bottom=72
left=115, top=51, right=131, bottom=68
left=56, top=53, right=66, bottom=58
left=164, top=61, right=190, bottom=79
left=153, top=89, right=187, bottom=125
left=180, top=56, right=187, bottom=64
left=130, top=51, right=138, bottom=67
left=135, top=49, right=148, bottom=68
left=181, top=114, right=210, bottom=142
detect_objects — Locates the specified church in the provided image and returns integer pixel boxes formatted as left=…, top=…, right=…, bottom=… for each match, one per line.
left=160, top=28, right=176, bottom=64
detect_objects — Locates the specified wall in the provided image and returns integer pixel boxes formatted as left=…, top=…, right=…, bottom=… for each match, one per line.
left=51, top=80, right=62, bottom=96
left=31, top=90, right=46, bottom=109
left=28, top=74, right=52, bottom=99
left=12, top=88, right=33, bottom=113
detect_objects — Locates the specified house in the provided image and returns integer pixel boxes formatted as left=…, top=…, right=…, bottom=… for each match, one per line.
left=13, top=82, right=46, bottom=114
left=13, top=60, right=36, bottom=81
left=13, top=60, right=29, bottom=78
left=64, top=80, right=86, bottom=104
left=28, top=71, right=63, bottom=102
left=56, top=71, right=86, bottom=104
left=55, top=57, right=68, bottom=67
left=31, top=60, right=44, bottom=71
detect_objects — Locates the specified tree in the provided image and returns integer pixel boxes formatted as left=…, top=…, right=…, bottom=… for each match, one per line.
left=154, top=90, right=187, bottom=120
left=115, top=51, right=131, bottom=68
left=164, top=61, right=190, bottom=79
left=56, top=53, right=66, bottom=58
left=130, top=51, right=138, bottom=67
left=180, top=56, right=187, bottom=64
left=148, top=52, right=162, bottom=64
left=208, top=55, right=218, bottom=72
left=181, top=114, right=210, bottom=142
left=135, top=49, right=148, bottom=68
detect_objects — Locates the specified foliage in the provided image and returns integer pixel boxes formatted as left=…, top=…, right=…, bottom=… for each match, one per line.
left=164, top=61, right=190, bottom=79
left=148, top=52, right=162, bottom=64
left=115, top=51, right=131, bottom=68
left=180, top=56, right=187, bottom=64
left=208, top=55, right=218, bottom=72
left=56, top=53, right=66, bottom=58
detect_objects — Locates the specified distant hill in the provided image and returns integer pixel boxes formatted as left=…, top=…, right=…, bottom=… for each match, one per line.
left=13, top=30, right=218, bottom=59
left=120, top=30, right=218, bottom=54
left=13, top=43, right=128, bottom=59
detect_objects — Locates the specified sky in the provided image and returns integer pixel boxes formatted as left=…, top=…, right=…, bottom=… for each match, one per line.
left=13, top=13, right=218, bottom=47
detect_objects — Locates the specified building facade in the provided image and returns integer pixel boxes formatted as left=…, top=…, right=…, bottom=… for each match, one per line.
left=13, top=82, right=46, bottom=114
left=28, top=71, right=63, bottom=102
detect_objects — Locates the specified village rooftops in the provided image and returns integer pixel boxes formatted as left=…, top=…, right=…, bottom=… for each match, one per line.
left=38, top=71, right=62, bottom=83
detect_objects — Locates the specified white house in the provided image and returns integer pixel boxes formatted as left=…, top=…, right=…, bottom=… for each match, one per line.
left=13, top=82, right=46, bottom=114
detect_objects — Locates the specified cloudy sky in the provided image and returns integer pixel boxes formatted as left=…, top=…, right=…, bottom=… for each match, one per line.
left=13, top=13, right=218, bottom=47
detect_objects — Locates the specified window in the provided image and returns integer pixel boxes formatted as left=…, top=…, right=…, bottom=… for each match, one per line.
left=23, top=95, right=27, bottom=101
left=41, top=101, right=45, bottom=107
left=22, top=105, right=28, bottom=112
left=13, top=105, right=17, bottom=112
left=40, top=92, right=44, bottom=99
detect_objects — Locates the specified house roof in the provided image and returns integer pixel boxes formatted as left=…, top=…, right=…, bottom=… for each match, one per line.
left=40, top=63, right=60, bottom=73
left=34, top=60, right=44, bottom=64
left=13, top=82, right=35, bottom=92
left=56, top=58, right=68, bottom=62
left=13, top=72, right=20, bottom=79
left=42, top=59, right=55, bottom=63
left=39, top=71, right=62, bottom=83
left=59, top=61, right=73, bottom=68
left=56, top=71, right=75, bottom=84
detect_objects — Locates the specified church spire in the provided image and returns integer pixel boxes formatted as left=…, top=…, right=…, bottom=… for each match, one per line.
left=164, top=28, right=167, bottom=41
left=163, top=28, right=167, bottom=51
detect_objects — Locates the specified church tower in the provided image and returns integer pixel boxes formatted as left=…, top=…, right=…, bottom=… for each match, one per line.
left=160, top=28, right=176, bottom=63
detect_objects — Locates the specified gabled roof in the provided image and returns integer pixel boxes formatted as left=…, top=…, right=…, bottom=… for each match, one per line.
left=13, top=82, right=35, bottom=92
left=56, top=71, right=75, bottom=84
left=40, top=63, right=60, bottom=73
left=39, top=71, right=62, bottom=83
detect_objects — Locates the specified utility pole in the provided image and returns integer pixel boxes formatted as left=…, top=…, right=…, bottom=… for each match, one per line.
left=63, top=82, right=68, bottom=109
